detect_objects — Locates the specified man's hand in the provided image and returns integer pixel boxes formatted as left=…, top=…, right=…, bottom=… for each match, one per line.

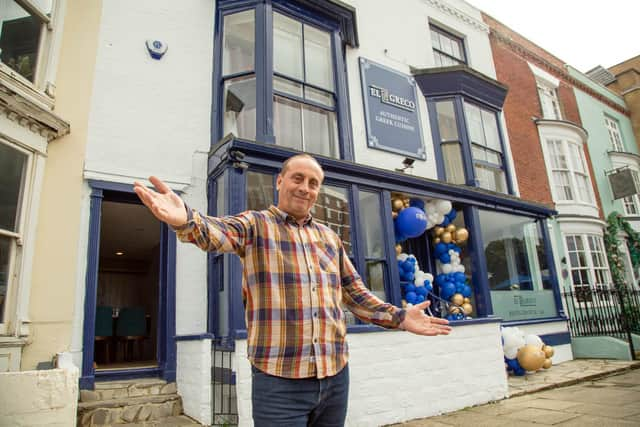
left=134, top=176, right=188, bottom=227
left=399, top=300, right=452, bottom=336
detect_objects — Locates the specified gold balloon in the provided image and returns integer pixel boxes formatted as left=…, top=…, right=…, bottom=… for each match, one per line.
left=455, top=228, right=469, bottom=243
left=463, top=297, right=471, bottom=304
left=392, top=211, right=398, bottom=219
left=395, top=244, right=402, bottom=256
left=462, top=302, right=473, bottom=315
left=448, top=305, right=461, bottom=314
left=392, top=199, right=404, bottom=212
left=446, top=224, right=457, bottom=233
left=434, top=226, right=444, bottom=236
left=542, top=358, right=552, bottom=369
left=403, top=198, right=410, bottom=207
left=451, top=293, right=464, bottom=306
left=433, top=237, right=441, bottom=244
left=517, top=344, right=546, bottom=371
left=543, top=345, right=555, bottom=358
left=441, top=232, right=452, bottom=243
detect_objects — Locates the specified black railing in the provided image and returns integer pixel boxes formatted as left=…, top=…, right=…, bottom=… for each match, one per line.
left=562, top=286, right=640, bottom=359
left=212, top=338, right=238, bottom=426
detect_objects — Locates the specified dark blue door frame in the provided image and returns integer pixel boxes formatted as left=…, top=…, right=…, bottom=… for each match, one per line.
left=80, top=180, right=176, bottom=389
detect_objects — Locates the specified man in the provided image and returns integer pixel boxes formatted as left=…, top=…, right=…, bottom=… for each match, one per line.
left=134, top=153, right=451, bottom=426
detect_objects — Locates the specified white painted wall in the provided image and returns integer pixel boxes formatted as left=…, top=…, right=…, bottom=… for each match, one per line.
left=342, top=0, right=495, bottom=179
left=235, top=321, right=508, bottom=426
left=177, top=340, right=212, bottom=426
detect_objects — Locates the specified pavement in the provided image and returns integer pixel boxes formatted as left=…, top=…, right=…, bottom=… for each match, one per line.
left=392, top=358, right=640, bottom=426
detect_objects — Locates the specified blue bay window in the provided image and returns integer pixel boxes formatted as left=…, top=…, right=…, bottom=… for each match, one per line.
left=214, top=0, right=356, bottom=160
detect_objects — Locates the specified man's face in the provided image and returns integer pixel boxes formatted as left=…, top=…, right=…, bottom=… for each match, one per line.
left=276, top=157, right=324, bottom=221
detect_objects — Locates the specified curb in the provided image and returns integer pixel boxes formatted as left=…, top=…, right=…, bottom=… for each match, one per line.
left=508, top=361, right=640, bottom=398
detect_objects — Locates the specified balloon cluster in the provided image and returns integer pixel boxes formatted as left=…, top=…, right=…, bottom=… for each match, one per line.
left=502, top=327, right=554, bottom=376
left=396, top=251, right=433, bottom=306
left=392, top=196, right=455, bottom=242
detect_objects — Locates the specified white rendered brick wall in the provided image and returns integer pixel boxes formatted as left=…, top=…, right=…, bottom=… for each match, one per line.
left=177, top=340, right=212, bottom=426
left=234, top=321, right=507, bottom=426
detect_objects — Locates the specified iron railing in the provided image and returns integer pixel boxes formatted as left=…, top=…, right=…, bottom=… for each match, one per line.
left=561, top=286, right=640, bottom=359
left=212, top=338, right=238, bottom=426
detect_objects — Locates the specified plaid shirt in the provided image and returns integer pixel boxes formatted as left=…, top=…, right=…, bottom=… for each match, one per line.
left=175, top=205, right=405, bottom=379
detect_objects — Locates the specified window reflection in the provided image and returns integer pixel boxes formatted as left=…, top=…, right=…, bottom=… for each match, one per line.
left=310, top=185, right=351, bottom=255
left=247, top=172, right=274, bottom=211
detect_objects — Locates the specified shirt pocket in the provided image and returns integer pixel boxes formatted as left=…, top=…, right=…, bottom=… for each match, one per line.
left=314, top=241, right=341, bottom=288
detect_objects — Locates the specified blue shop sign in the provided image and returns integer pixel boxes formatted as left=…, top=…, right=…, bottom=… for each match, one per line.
left=359, top=58, right=426, bottom=160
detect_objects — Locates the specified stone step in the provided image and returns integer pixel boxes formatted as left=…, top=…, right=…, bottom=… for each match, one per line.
left=77, top=393, right=183, bottom=426
left=80, top=379, right=176, bottom=402
left=118, top=415, right=200, bottom=426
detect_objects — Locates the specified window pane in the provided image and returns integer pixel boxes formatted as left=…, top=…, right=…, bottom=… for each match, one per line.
left=247, top=172, right=274, bottom=211
left=0, top=142, right=27, bottom=231
left=464, top=103, right=485, bottom=145
left=302, top=103, right=338, bottom=158
left=304, top=86, right=334, bottom=108
left=216, top=174, right=225, bottom=215
left=365, top=260, right=386, bottom=300
left=222, top=10, right=255, bottom=76
left=312, top=185, right=351, bottom=255
left=0, top=235, right=11, bottom=320
left=481, top=109, right=500, bottom=150
left=474, top=163, right=507, bottom=193
left=304, top=24, right=333, bottom=91
left=223, top=75, right=256, bottom=140
left=273, top=12, right=303, bottom=80
left=442, top=142, right=465, bottom=185
left=273, top=75, right=303, bottom=97
left=358, top=191, right=384, bottom=258
left=435, top=101, right=458, bottom=142
left=0, top=0, right=43, bottom=82
left=273, top=95, right=302, bottom=150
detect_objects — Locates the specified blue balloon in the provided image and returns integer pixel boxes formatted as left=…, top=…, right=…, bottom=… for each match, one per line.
left=434, top=242, right=448, bottom=257
left=405, top=284, right=417, bottom=294
left=395, top=207, right=428, bottom=239
left=415, top=286, right=427, bottom=297
left=455, top=283, right=465, bottom=293
left=447, top=208, right=457, bottom=221
left=423, top=280, right=432, bottom=292
left=440, top=282, right=455, bottom=300
left=415, top=294, right=425, bottom=303
left=405, top=272, right=415, bottom=282
left=449, top=244, right=461, bottom=253
left=405, top=291, right=417, bottom=304
left=462, top=285, right=472, bottom=298
left=440, top=216, right=450, bottom=227
left=409, top=198, right=425, bottom=210
left=407, top=257, right=416, bottom=265
left=395, top=229, right=407, bottom=243
left=435, top=274, right=447, bottom=287
left=454, top=272, right=466, bottom=284
left=401, top=261, right=414, bottom=273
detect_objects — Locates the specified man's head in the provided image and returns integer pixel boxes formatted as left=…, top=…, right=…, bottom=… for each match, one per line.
left=276, top=154, right=324, bottom=221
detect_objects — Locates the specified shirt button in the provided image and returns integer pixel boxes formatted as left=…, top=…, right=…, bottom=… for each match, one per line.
left=313, top=312, right=318, bottom=318
left=311, top=287, right=316, bottom=292
left=313, top=338, right=318, bottom=343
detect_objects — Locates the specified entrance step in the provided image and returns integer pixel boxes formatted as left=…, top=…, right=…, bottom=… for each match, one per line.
left=78, top=379, right=197, bottom=426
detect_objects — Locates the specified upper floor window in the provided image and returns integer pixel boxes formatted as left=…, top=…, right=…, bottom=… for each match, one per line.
left=621, top=170, right=640, bottom=216
left=430, top=25, right=466, bottom=67
left=218, top=1, right=348, bottom=159
left=605, top=116, right=624, bottom=152
left=431, top=98, right=510, bottom=194
left=545, top=139, right=594, bottom=204
left=564, top=234, right=612, bottom=303
left=537, top=82, right=562, bottom=120
left=0, top=0, right=54, bottom=86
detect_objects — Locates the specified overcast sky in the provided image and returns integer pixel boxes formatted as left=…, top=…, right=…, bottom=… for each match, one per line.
left=466, top=0, right=638, bottom=73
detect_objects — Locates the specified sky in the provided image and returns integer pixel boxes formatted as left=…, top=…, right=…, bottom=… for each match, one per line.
left=465, top=0, right=638, bottom=73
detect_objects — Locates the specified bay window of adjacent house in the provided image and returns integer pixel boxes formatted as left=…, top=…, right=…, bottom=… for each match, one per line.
left=0, top=141, right=29, bottom=329
left=537, top=82, right=562, bottom=120
left=219, top=3, right=341, bottom=158
left=430, top=24, right=466, bottom=67
left=605, top=116, right=624, bottom=152
left=545, top=139, right=594, bottom=204
left=0, top=0, right=54, bottom=85
left=564, top=234, right=612, bottom=303
left=621, top=169, right=640, bottom=216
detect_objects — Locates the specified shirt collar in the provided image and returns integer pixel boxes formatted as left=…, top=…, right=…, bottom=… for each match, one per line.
left=269, top=205, right=314, bottom=226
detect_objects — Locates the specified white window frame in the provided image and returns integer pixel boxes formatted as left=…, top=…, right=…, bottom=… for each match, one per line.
left=564, top=234, right=613, bottom=304
left=605, top=116, right=625, bottom=152
left=537, top=83, right=562, bottom=120
left=0, top=0, right=63, bottom=103
left=0, top=139, right=34, bottom=334
left=545, top=138, right=594, bottom=205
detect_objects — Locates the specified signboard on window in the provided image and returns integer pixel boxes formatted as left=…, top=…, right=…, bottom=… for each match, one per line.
left=359, top=58, right=426, bottom=160
left=608, top=168, right=638, bottom=199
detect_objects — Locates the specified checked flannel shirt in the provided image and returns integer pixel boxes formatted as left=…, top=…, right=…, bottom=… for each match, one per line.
left=174, top=205, right=406, bottom=379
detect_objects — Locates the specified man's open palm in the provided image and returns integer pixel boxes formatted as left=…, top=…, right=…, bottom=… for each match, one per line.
left=400, top=300, right=452, bottom=336
left=134, top=176, right=188, bottom=227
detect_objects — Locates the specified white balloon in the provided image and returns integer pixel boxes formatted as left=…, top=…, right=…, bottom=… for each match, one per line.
left=397, top=253, right=408, bottom=261
left=424, top=273, right=434, bottom=282
left=504, top=345, right=519, bottom=360
left=441, top=263, right=453, bottom=274
left=436, top=200, right=452, bottom=215
left=524, top=334, right=544, bottom=349
left=425, top=202, right=437, bottom=214
left=455, top=265, right=465, bottom=273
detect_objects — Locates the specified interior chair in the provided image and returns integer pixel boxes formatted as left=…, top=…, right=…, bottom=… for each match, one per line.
left=116, top=306, right=147, bottom=362
left=94, top=305, right=113, bottom=366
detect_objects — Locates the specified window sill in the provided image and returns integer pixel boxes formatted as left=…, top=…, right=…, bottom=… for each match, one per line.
left=0, top=65, right=54, bottom=111
left=0, top=336, right=28, bottom=348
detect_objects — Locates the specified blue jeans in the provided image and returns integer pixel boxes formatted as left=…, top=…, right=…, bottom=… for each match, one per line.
left=251, top=364, right=349, bottom=427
